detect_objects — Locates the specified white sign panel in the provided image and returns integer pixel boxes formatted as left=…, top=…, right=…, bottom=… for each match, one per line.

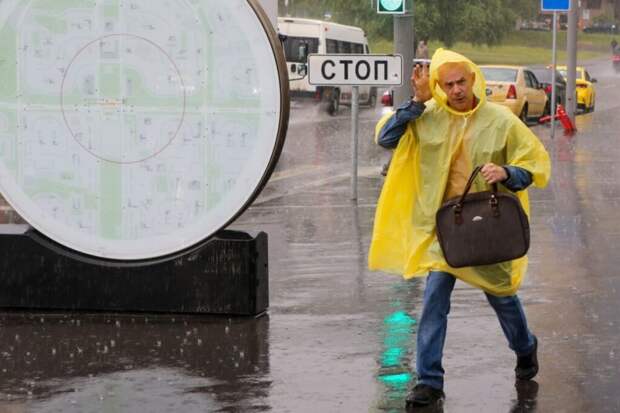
left=0, top=0, right=288, bottom=260
left=308, top=54, right=403, bottom=86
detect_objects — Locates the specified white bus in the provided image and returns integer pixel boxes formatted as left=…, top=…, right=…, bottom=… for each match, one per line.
left=277, top=17, right=377, bottom=115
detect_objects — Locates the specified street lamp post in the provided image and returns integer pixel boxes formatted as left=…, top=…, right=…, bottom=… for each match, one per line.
left=566, top=0, right=578, bottom=122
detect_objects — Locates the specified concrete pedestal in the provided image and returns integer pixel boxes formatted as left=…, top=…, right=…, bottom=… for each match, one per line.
left=0, top=226, right=268, bottom=316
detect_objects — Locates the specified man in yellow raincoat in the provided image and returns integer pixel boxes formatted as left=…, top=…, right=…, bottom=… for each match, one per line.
left=369, top=49, right=551, bottom=408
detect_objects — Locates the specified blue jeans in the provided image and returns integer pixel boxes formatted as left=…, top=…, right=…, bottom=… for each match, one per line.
left=416, top=271, right=536, bottom=390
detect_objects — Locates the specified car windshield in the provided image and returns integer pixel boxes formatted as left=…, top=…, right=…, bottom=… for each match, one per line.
left=481, top=67, right=518, bottom=82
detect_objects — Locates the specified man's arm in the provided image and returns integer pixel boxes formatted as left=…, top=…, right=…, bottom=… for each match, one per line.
left=378, top=63, right=433, bottom=149
left=481, top=163, right=533, bottom=192
left=377, top=99, right=426, bottom=149
left=501, top=166, right=533, bottom=192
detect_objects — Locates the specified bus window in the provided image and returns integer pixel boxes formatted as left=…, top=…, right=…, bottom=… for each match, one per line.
left=282, top=36, right=318, bottom=63
left=352, top=43, right=364, bottom=54
left=338, top=41, right=352, bottom=54
left=326, top=39, right=338, bottom=53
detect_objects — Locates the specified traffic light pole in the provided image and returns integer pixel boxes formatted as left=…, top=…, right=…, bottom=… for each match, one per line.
left=393, top=2, right=414, bottom=106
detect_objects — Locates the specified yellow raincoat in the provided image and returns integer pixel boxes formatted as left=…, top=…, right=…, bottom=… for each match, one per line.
left=368, top=49, right=551, bottom=296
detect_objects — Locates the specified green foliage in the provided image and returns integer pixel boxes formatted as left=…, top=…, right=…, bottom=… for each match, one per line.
left=413, top=0, right=517, bottom=47
left=277, top=0, right=540, bottom=47
left=506, top=0, right=540, bottom=21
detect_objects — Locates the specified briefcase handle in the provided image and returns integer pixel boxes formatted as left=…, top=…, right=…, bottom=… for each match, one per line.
left=453, top=166, right=500, bottom=224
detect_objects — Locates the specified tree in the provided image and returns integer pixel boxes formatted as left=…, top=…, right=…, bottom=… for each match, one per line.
left=507, top=0, right=541, bottom=21
left=277, top=0, right=526, bottom=47
left=414, top=0, right=516, bottom=47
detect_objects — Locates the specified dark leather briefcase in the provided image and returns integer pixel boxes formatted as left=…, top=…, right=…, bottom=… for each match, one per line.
left=435, top=166, right=530, bottom=268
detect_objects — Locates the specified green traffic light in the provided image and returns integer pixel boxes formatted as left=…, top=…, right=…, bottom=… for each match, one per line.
left=378, top=0, right=404, bottom=12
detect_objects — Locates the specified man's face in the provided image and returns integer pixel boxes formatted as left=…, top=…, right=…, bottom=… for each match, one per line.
left=437, top=63, right=476, bottom=112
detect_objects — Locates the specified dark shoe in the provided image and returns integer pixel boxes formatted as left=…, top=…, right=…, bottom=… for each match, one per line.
left=515, top=336, right=539, bottom=380
left=406, top=384, right=445, bottom=407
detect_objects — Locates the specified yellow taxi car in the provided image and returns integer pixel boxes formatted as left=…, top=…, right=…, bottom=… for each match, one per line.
left=480, top=65, right=548, bottom=122
left=556, top=65, right=596, bottom=112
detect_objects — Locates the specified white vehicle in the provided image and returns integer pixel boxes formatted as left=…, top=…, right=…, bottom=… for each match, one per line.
left=277, top=17, right=377, bottom=114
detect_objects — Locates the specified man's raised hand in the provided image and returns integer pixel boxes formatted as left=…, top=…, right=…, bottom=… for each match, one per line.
left=411, top=64, right=432, bottom=103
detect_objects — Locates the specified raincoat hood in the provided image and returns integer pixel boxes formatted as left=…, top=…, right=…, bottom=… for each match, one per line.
left=429, top=48, right=487, bottom=117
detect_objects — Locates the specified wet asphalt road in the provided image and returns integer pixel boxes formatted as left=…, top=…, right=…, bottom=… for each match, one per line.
left=1, top=57, right=620, bottom=412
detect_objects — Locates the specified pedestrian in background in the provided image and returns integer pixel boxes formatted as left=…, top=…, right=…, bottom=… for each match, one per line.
left=416, top=38, right=429, bottom=59
left=369, top=49, right=551, bottom=409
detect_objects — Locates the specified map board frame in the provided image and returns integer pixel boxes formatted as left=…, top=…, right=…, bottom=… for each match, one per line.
left=0, top=0, right=290, bottom=261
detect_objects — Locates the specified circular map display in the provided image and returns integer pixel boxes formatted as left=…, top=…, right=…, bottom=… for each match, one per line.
left=0, top=0, right=288, bottom=260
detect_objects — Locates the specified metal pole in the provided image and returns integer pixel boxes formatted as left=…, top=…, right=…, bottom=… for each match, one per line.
left=393, top=1, right=414, bottom=106
left=551, top=11, right=558, bottom=139
left=351, top=86, right=359, bottom=200
left=566, top=0, right=578, bottom=122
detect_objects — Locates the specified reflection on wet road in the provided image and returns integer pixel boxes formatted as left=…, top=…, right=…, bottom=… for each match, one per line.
left=1, top=58, right=620, bottom=412
left=0, top=314, right=271, bottom=412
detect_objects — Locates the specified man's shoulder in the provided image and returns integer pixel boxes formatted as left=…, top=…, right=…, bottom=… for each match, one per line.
left=481, top=101, right=516, bottom=116
left=478, top=101, right=521, bottom=125
left=419, top=99, right=443, bottom=117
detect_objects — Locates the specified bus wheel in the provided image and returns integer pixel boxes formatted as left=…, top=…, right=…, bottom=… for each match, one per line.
left=328, top=89, right=340, bottom=116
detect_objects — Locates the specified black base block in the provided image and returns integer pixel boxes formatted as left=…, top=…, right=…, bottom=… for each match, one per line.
left=0, top=226, right=268, bottom=316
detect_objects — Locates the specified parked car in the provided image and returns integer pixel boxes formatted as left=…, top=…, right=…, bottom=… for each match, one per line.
left=556, top=65, right=597, bottom=112
left=583, top=22, right=618, bottom=34
left=519, top=20, right=550, bottom=31
left=480, top=65, right=548, bottom=122
left=381, top=89, right=393, bottom=107
left=528, top=66, right=568, bottom=115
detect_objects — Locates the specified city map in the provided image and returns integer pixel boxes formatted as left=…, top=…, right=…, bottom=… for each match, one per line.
left=0, top=0, right=282, bottom=259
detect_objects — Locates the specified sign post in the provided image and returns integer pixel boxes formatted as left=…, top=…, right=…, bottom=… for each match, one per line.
left=308, top=54, right=403, bottom=200
left=551, top=11, right=558, bottom=139
left=541, top=0, right=571, bottom=139
left=351, top=86, right=359, bottom=200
